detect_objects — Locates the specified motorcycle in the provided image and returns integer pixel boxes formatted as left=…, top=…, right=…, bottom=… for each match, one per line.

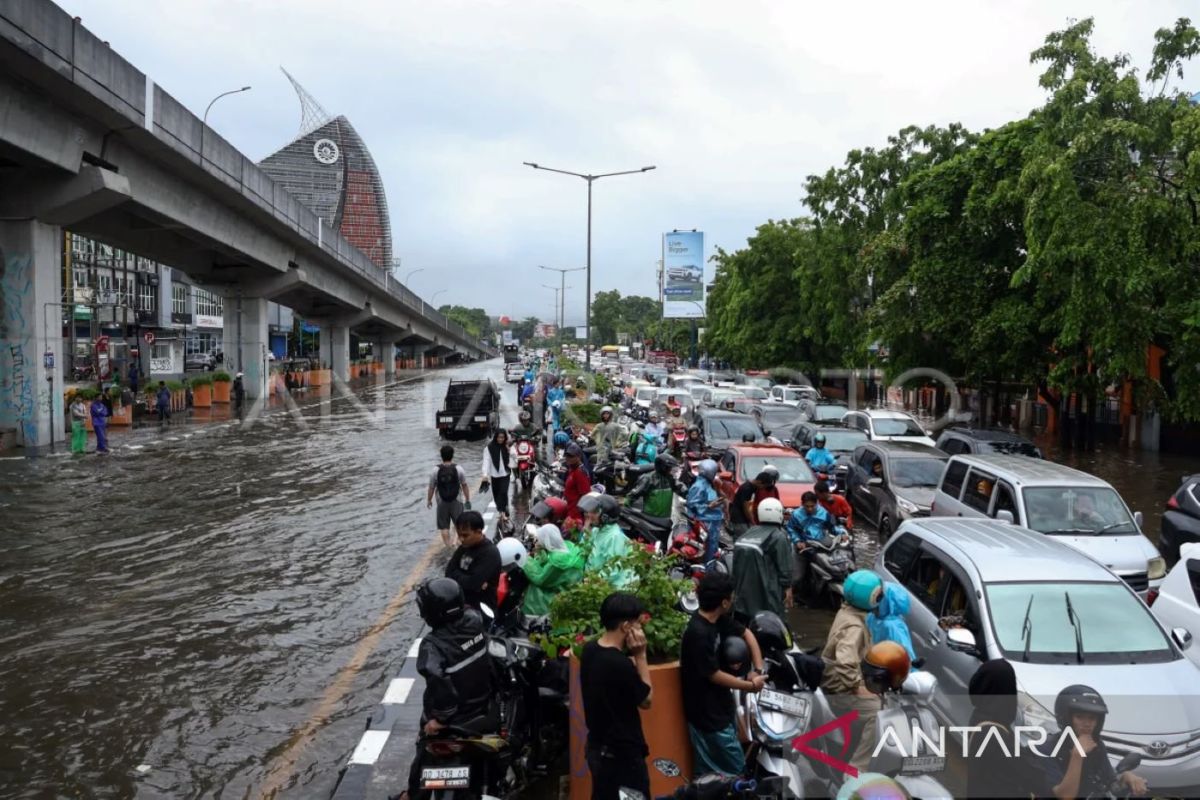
left=593, top=457, right=654, bottom=497
left=513, top=438, right=538, bottom=492
left=617, top=774, right=784, bottom=799
left=530, top=463, right=565, bottom=506
left=411, top=719, right=521, bottom=800
left=797, top=522, right=855, bottom=609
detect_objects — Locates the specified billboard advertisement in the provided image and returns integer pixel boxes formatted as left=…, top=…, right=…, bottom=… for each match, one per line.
left=502, top=330, right=513, bottom=345
left=535, top=323, right=558, bottom=339
left=662, top=231, right=705, bottom=319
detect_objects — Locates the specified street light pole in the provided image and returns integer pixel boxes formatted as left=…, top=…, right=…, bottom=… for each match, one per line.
left=203, top=86, right=251, bottom=126
left=524, top=162, right=656, bottom=371
left=431, top=289, right=447, bottom=306
left=404, top=268, right=425, bottom=285
left=538, top=265, right=584, bottom=339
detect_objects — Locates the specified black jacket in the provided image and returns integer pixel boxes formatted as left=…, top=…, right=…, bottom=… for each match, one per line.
left=417, top=610, right=493, bottom=726
left=446, top=540, right=502, bottom=611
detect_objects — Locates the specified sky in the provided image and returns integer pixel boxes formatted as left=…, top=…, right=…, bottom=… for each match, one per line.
left=61, top=0, right=1197, bottom=323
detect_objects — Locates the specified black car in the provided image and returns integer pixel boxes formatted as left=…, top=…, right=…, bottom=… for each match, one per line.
left=846, top=442, right=949, bottom=541
left=787, top=422, right=870, bottom=491
left=934, top=426, right=1042, bottom=458
left=798, top=398, right=849, bottom=424
left=695, top=409, right=767, bottom=451
left=747, top=403, right=805, bottom=436
left=1162, top=474, right=1200, bottom=566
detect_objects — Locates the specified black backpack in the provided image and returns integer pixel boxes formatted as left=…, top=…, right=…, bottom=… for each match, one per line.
left=436, top=463, right=461, bottom=502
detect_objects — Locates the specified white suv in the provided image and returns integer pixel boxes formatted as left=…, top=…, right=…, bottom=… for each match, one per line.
left=842, top=409, right=935, bottom=447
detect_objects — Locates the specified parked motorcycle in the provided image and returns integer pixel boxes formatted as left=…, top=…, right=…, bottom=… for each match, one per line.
left=410, top=720, right=521, bottom=800
left=798, top=523, right=855, bottom=609
left=851, top=670, right=953, bottom=799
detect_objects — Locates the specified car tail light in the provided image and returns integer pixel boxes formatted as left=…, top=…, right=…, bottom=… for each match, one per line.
left=426, top=741, right=465, bottom=756
left=1146, top=589, right=1159, bottom=606
left=1167, top=495, right=1180, bottom=511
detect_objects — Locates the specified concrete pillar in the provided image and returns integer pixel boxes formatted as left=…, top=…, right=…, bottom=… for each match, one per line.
left=0, top=219, right=65, bottom=451
left=320, top=325, right=350, bottom=383
left=220, top=294, right=270, bottom=399
left=380, top=338, right=396, bottom=378
left=414, top=349, right=425, bottom=370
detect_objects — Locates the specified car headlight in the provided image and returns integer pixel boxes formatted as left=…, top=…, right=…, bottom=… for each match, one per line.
left=1017, top=688, right=1058, bottom=731
left=1148, top=557, right=1167, bottom=581
left=897, top=496, right=919, bottom=515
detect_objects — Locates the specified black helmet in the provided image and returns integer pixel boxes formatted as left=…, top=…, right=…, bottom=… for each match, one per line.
left=741, top=432, right=757, bottom=443
left=577, top=493, right=602, bottom=516
left=416, top=578, right=465, bottom=626
left=719, top=636, right=750, bottom=677
left=518, top=410, right=531, bottom=424
left=1054, top=684, right=1108, bottom=733
left=687, top=425, right=700, bottom=435
left=749, top=611, right=793, bottom=658
left=655, top=453, right=679, bottom=476
left=597, top=494, right=621, bottom=524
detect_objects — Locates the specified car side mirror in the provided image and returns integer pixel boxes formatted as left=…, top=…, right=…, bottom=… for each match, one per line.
left=1172, top=627, right=1193, bottom=650
left=996, top=509, right=1015, bottom=524
left=868, top=477, right=883, bottom=487
left=1134, top=510, right=1144, bottom=528
left=946, top=626, right=979, bottom=656
left=925, top=429, right=934, bottom=437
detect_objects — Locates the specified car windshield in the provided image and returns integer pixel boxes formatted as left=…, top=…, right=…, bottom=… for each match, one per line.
left=706, top=416, right=762, bottom=442
left=760, top=408, right=803, bottom=425
left=713, top=391, right=743, bottom=402
left=636, top=388, right=657, bottom=401
left=741, top=387, right=768, bottom=399
left=783, top=388, right=813, bottom=401
left=982, top=440, right=1042, bottom=458
left=890, top=457, right=946, bottom=488
left=873, top=417, right=926, bottom=437
left=821, top=429, right=868, bottom=453
left=740, top=456, right=814, bottom=483
left=813, top=404, right=846, bottom=422
left=986, top=582, right=1173, bottom=663
left=1022, top=487, right=1138, bottom=535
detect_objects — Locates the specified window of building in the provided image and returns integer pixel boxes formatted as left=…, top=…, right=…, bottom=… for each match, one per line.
left=194, top=289, right=223, bottom=317
left=172, top=285, right=187, bottom=315
left=186, top=332, right=217, bottom=354
left=138, top=282, right=156, bottom=313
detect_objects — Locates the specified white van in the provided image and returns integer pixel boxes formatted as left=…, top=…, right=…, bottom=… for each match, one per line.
left=931, top=454, right=1165, bottom=595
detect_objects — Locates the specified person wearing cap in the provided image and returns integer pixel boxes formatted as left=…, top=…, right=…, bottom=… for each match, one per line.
left=728, top=469, right=778, bottom=539
left=233, top=371, right=245, bottom=414
left=562, top=444, right=592, bottom=524
left=522, top=524, right=585, bottom=616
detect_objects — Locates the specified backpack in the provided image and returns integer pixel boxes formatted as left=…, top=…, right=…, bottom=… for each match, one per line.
left=436, top=463, right=461, bottom=502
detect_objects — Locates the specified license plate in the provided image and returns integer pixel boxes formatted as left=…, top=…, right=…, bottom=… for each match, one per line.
left=422, top=766, right=470, bottom=788
left=473, top=415, right=487, bottom=422
left=438, top=416, right=453, bottom=423
left=900, top=755, right=945, bottom=775
left=759, top=688, right=809, bottom=717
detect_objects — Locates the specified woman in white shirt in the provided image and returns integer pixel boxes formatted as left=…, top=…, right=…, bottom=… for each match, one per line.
left=481, top=429, right=512, bottom=526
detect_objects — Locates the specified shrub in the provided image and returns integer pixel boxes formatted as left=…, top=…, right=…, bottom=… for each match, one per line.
left=566, top=401, right=601, bottom=425
left=212, top=371, right=232, bottom=382
left=188, top=373, right=214, bottom=387
left=166, top=380, right=185, bottom=391
left=72, top=387, right=99, bottom=401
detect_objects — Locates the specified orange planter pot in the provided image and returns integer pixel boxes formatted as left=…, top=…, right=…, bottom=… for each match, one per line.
left=567, top=656, right=692, bottom=799
left=321, top=368, right=332, bottom=384
left=109, top=404, right=132, bottom=426
left=307, top=369, right=322, bottom=387
left=193, top=383, right=212, bottom=407
left=213, top=381, right=232, bottom=403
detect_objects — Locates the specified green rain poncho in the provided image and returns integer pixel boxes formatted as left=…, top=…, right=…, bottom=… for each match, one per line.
left=522, top=524, right=585, bottom=616
left=583, top=522, right=633, bottom=588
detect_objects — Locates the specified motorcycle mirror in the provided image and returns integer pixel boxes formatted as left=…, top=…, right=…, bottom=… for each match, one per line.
left=1114, top=752, right=1142, bottom=774
left=868, top=477, right=884, bottom=487
left=479, top=604, right=496, bottom=621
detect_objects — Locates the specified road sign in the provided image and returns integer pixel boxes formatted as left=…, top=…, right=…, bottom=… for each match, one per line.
left=95, top=335, right=110, bottom=353
left=142, top=330, right=156, bottom=345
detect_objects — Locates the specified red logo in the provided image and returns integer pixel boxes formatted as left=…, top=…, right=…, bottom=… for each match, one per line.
left=791, top=711, right=859, bottom=778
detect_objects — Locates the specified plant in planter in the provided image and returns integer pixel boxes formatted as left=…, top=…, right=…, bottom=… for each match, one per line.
left=73, top=387, right=100, bottom=401
left=212, top=371, right=233, bottom=402
left=188, top=373, right=214, bottom=387
left=212, top=371, right=232, bottom=383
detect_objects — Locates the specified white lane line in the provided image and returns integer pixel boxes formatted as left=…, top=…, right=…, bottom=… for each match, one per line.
left=347, top=729, right=390, bottom=766
left=382, top=677, right=415, bottom=705
left=127, top=445, right=144, bottom=450
left=407, top=638, right=423, bottom=660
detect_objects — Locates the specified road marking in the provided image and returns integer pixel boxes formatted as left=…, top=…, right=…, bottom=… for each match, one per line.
left=254, top=536, right=442, bottom=798
left=406, top=638, right=422, bottom=660
left=382, top=676, right=415, bottom=705
left=347, top=729, right=391, bottom=766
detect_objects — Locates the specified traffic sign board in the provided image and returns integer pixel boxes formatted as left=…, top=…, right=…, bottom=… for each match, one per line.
left=95, top=335, right=109, bottom=353
left=142, top=330, right=156, bottom=345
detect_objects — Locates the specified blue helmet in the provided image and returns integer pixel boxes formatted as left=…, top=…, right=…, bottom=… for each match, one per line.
left=844, top=570, right=884, bottom=612
left=553, top=431, right=570, bottom=447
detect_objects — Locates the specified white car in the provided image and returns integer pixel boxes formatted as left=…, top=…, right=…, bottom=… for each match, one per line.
left=768, top=384, right=819, bottom=407
left=843, top=409, right=936, bottom=448
left=504, top=363, right=525, bottom=383
left=1151, top=542, right=1200, bottom=670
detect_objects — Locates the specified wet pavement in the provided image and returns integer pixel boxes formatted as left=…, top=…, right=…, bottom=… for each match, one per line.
left=0, top=360, right=1196, bottom=798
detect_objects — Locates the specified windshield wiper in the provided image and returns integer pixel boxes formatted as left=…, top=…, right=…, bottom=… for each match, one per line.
left=1064, top=591, right=1084, bottom=664
left=1021, top=595, right=1034, bottom=662
left=1095, top=520, right=1132, bottom=534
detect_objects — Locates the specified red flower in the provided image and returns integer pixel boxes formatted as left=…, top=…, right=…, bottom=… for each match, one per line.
left=640, top=612, right=652, bottom=624
left=575, top=633, right=585, bottom=643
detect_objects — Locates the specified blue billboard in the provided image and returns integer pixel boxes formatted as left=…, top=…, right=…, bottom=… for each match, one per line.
left=662, top=231, right=705, bottom=319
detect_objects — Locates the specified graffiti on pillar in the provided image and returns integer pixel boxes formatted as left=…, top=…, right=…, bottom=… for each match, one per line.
left=0, top=251, right=38, bottom=445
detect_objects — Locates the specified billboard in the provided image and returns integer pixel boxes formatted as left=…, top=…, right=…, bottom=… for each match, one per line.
left=502, top=330, right=513, bottom=345
left=662, top=231, right=705, bottom=319
left=535, top=323, right=558, bottom=338
left=575, top=326, right=588, bottom=341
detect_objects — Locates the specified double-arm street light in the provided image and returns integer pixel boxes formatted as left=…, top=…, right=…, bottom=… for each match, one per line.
left=542, top=283, right=572, bottom=342
left=538, top=265, right=585, bottom=338
left=523, top=162, right=656, bottom=370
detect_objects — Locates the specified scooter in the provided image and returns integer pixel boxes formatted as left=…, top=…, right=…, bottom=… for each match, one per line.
left=799, top=524, right=855, bottom=609
left=513, top=438, right=538, bottom=492
left=410, top=719, right=521, bottom=800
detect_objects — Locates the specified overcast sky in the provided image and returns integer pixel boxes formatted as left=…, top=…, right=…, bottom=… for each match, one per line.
left=62, top=0, right=1196, bottom=322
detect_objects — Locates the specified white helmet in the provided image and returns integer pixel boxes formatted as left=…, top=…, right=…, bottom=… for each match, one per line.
left=600, top=405, right=614, bottom=418
left=757, top=497, right=785, bottom=526
left=497, top=537, right=528, bottom=569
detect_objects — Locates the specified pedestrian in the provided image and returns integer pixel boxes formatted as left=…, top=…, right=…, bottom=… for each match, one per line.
left=445, top=510, right=502, bottom=611
left=233, top=371, right=245, bottom=414
left=427, top=444, right=471, bottom=550
left=731, top=497, right=793, bottom=622
left=480, top=429, right=511, bottom=530
left=155, top=381, right=171, bottom=425
left=965, top=659, right=1053, bottom=799
left=128, top=361, right=139, bottom=396
left=580, top=592, right=654, bottom=800
left=184, top=378, right=194, bottom=409
left=69, top=394, right=89, bottom=454
left=728, top=470, right=775, bottom=539
left=820, top=569, right=883, bottom=772
left=680, top=571, right=765, bottom=777
left=90, top=390, right=110, bottom=453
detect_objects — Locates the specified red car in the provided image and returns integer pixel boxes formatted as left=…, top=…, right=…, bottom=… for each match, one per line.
left=715, top=442, right=817, bottom=514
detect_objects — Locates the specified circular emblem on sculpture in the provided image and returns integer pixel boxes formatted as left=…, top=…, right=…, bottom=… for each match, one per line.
left=313, top=138, right=340, bottom=164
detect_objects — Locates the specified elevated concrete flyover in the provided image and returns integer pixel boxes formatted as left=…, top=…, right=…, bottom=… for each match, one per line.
left=0, top=0, right=494, bottom=450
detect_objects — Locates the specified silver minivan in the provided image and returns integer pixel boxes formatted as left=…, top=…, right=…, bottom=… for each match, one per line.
left=931, top=454, right=1165, bottom=594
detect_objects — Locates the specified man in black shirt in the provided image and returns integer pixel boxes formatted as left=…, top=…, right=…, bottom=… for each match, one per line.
left=445, top=510, right=502, bottom=611
left=728, top=470, right=777, bottom=539
left=580, top=592, right=653, bottom=800
left=680, top=571, right=765, bottom=777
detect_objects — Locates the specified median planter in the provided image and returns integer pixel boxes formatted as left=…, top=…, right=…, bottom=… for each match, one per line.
left=191, top=375, right=213, bottom=408
left=212, top=372, right=232, bottom=403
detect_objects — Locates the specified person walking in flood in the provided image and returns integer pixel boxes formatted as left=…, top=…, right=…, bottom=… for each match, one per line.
left=428, top=444, right=471, bottom=551
left=69, top=394, right=88, bottom=454
left=90, top=389, right=110, bottom=453
left=156, top=381, right=171, bottom=426
left=233, top=372, right=245, bottom=414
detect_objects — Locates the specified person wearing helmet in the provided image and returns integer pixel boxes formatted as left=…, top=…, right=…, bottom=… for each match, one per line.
left=753, top=465, right=782, bottom=510
left=522, top=524, right=586, bottom=616
left=1051, top=685, right=1147, bottom=799
left=529, top=497, right=569, bottom=527
left=494, top=537, right=530, bottom=626
left=511, top=409, right=541, bottom=444
left=593, top=405, right=625, bottom=465
left=445, top=510, right=502, bottom=612
left=546, top=379, right=566, bottom=432
left=683, top=425, right=706, bottom=460
left=804, top=433, right=837, bottom=472
left=625, top=453, right=687, bottom=524
left=860, top=640, right=911, bottom=695
left=644, top=411, right=665, bottom=445
left=406, top=578, right=494, bottom=797
left=680, top=571, right=765, bottom=777
left=562, top=444, right=592, bottom=524
left=665, top=404, right=688, bottom=440
left=732, top=497, right=793, bottom=621
left=686, top=458, right=726, bottom=565
left=816, top=479, right=854, bottom=529
left=820, top=569, right=884, bottom=771
left=581, top=494, right=633, bottom=588
left=631, top=429, right=658, bottom=466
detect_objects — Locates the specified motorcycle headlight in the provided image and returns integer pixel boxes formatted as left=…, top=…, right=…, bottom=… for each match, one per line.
left=1148, top=556, right=1167, bottom=580
left=897, top=496, right=919, bottom=515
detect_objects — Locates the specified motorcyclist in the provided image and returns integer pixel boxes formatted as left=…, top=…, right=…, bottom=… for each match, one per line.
left=664, top=406, right=688, bottom=453
left=816, top=479, right=854, bottom=529
left=626, top=453, right=688, bottom=522
left=804, top=433, right=838, bottom=473
left=580, top=494, right=633, bottom=588
left=682, top=425, right=706, bottom=460
left=522, top=524, right=585, bottom=616
left=592, top=406, right=625, bottom=464
left=546, top=379, right=566, bottom=432
left=1051, top=685, right=1148, bottom=799
left=731, top=497, right=793, bottom=621
left=686, top=458, right=726, bottom=565
left=866, top=582, right=917, bottom=663
left=643, top=411, right=665, bottom=445
left=405, top=578, right=494, bottom=798
left=528, top=497, right=569, bottom=527
left=821, top=569, right=884, bottom=772
left=787, top=491, right=836, bottom=589
left=511, top=410, right=541, bottom=444
left=494, top=538, right=529, bottom=627
left=562, top=444, right=593, bottom=525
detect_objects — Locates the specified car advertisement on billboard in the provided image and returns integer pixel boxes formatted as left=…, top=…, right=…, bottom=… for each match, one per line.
left=663, top=231, right=705, bottom=319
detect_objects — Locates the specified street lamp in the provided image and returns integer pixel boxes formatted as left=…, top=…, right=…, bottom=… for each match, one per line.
left=538, top=265, right=585, bottom=335
left=405, top=268, right=425, bottom=285
left=203, top=86, right=252, bottom=126
left=431, top=289, right=447, bottom=307
left=523, top=161, right=656, bottom=370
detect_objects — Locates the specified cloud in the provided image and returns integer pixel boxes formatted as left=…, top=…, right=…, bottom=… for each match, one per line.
left=63, top=0, right=1197, bottom=319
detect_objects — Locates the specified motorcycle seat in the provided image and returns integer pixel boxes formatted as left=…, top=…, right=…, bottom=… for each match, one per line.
left=622, top=508, right=673, bottom=530
left=537, top=686, right=568, bottom=703
left=628, top=463, right=654, bottom=475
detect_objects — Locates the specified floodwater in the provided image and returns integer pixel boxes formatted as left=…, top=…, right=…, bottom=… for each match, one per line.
left=0, top=359, right=1196, bottom=798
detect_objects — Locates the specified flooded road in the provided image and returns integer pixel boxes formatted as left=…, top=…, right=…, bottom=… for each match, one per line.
left=0, top=360, right=1196, bottom=798
left=0, top=360, right=508, bottom=799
